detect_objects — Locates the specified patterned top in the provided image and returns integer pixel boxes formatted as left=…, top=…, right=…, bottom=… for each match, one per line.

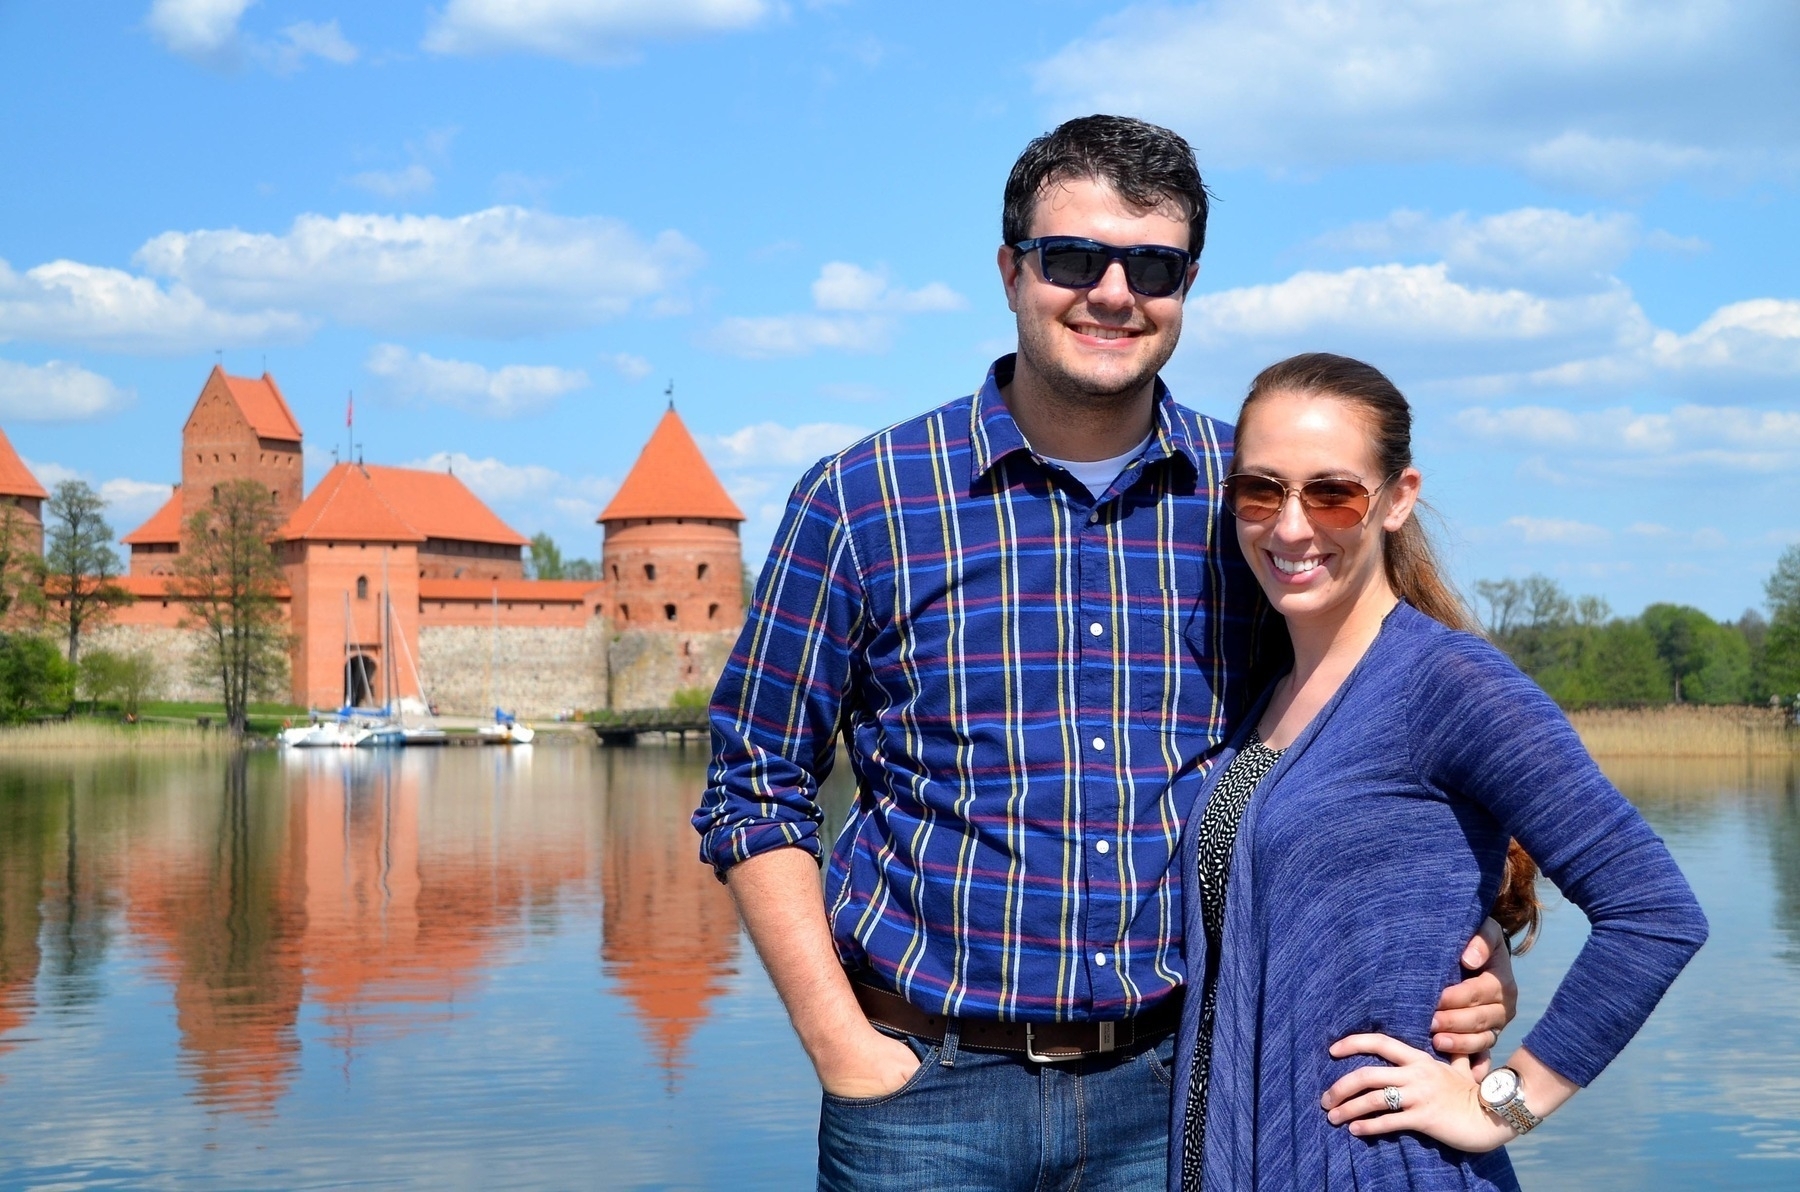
left=1181, top=732, right=1283, bottom=1192
left=694, top=355, right=1267, bottom=1021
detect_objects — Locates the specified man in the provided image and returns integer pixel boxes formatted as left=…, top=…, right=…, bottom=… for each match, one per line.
left=696, top=115, right=1512, bottom=1189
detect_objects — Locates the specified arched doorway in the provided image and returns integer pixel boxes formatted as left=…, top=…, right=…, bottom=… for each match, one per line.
left=345, top=653, right=377, bottom=707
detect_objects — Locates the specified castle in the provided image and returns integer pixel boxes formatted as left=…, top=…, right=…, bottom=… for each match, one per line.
left=60, top=365, right=747, bottom=715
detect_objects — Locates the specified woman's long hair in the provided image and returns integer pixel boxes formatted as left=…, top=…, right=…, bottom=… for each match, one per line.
left=1238, top=352, right=1541, bottom=953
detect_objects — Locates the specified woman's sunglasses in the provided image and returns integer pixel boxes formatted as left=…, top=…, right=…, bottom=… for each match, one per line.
left=1222, top=473, right=1392, bottom=530
left=1011, top=236, right=1194, bottom=298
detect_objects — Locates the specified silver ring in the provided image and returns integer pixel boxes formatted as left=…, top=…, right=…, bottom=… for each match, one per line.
left=1383, top=1086, right=1402, bottom=1112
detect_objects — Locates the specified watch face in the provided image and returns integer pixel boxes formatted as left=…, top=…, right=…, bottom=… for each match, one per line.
left=1480, top=1068, right=1520, bottom=1105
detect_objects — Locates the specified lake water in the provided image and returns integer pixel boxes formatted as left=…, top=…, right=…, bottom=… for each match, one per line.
left=0, top=745, right=1794, bottom=1189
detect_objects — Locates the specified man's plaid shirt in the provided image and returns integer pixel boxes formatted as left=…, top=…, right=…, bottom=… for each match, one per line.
left=696, top=357, right=1263, bottom=1021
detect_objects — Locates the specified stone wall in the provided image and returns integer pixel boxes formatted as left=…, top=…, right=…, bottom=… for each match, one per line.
left=81, top=623, right=218, bottom=703
left=419, top=622, right=609, bottom=718
left=606, top=629, right=737, bottom=711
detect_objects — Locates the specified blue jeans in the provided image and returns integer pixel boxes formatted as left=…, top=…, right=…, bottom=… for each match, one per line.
left=817, top=1022, right=1175, bottom=1191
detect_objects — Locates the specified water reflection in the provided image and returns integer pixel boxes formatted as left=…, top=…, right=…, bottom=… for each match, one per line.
left=0, top=746, right=746, bottom=1117
left=599, top=748, right=739, bottom=1079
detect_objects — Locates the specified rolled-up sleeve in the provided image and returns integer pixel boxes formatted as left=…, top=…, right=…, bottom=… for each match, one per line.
left=694, top=457, right=865, bottom=878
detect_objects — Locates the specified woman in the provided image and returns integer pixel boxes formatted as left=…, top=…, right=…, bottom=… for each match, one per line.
left=1169, top=353, right=1707, bottom=1190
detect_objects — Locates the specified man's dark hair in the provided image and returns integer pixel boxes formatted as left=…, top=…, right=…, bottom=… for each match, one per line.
left=1003, top=115, right=1211, bottom=257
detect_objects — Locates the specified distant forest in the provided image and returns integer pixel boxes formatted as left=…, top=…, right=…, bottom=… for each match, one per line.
left=1476, top=544, right=1800, bottom=709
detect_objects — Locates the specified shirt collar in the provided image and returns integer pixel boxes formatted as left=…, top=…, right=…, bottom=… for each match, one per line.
left=968, top=354, right=1202, bottom=487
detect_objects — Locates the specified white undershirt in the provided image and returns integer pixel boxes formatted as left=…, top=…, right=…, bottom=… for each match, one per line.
left=1041, top=433, right=1155, bottom=500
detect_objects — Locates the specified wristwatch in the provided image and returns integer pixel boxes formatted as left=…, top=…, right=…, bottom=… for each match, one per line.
left=1478, top=1067, right=1542, bottom=1135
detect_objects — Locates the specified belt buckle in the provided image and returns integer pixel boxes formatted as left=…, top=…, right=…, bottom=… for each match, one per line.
left=1025, top=1021, right=1115, bottom=1064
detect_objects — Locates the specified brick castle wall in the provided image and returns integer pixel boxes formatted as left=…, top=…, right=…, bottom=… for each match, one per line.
left=419, top=622, right=610, bottom=718
left=82, top=623, right=219, bottom=704
left=606, top=629, right=737, bottom=711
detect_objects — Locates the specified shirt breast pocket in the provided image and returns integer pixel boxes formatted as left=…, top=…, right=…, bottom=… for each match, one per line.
left=1131, top=598, right=1216, bottom=737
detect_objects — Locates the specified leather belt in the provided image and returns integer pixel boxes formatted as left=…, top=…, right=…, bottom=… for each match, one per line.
left=850, top=979, right=1182, bottom=1063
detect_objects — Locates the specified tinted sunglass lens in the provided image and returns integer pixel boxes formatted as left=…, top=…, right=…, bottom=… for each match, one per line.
left=1299, top=481, right=1370, bottom=528
left=1125, top=253, right=1185, bottom=297
left=1040, top=246, right=1107, bottom=288
left=1225, top=478, right=1284, bottom=520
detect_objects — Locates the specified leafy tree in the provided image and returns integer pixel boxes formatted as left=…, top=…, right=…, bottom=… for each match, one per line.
left=0, top=501, right=45, bottom=623
left=0, top=633, right=74, bottom=722
left=77, top=647, right=160, bottom=718
left=528, top=532, right=565, bottom=580
left=1766, top=546, right=1800, bottom=699
left=171, top=479, right=290, bottom=735
left=527, top=532, right=598, bottom=582
left=44, top=481, right=132, bottom=663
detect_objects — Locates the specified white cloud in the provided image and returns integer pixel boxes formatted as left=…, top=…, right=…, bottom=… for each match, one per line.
left=1650, top=300, right=1800, bottom=376
left=1458, top=403, right=1800, bottom=473
left=701, top=421, right=870, bottom=468
left=146, top=0, right=251, bottom=63
left=0, top=359, right=132, bottom=421
left=1035, top=0, right=1800, bottom=193
left=1317, top=208, right=1643, bottom=293
left=147, top=2, right=357, bottom=72
left=709, top=314, right=892, bottom=359
left=0, top=257, right=308, bottom=353
left=1185, top=263, right=1646, bottom=377
left=424, top=0, right=770, bottom=63
left=811, top=263, right=966, bottom=314
left=711, top=262, right=964, bottom=359
left=404, top=451, right=616, bottom=537
left=348, top=163, right=434, bottom=199
left=136, top=206, right=703, bottom=336
left=602, top=352, right=653, bottom=380
left=1507, top=516, right=1610, bottom=547
left=366, top=344, right=589, bottom=418
left=25, top=458, right=172, bottom=526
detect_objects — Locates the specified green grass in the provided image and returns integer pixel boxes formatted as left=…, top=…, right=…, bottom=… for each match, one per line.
left=116, top=700, right=308, bottom=738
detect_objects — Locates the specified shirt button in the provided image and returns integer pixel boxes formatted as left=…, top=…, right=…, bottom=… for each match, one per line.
left=1088, top=512, right=1100, bottom=524
left=1096, top=839, right=1111, bottom=855
left=1089, top=622, right=1103, bottom=637
left=1095, top=951, right=1109, bottom=967
left=1091, top=736, right=1106, bottom=751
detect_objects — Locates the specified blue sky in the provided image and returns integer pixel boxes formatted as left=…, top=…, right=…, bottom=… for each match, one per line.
left=0, top=1, right=1794, bottom=620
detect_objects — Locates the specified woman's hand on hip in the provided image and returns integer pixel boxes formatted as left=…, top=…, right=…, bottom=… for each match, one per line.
left=1321, top=1033, right=1514, bottom=1153
left=1431, top=917, right=1516, bottom=1063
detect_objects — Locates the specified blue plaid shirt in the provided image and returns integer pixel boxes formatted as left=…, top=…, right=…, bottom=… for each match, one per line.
left=697, top=357, right=1264, bottom=1021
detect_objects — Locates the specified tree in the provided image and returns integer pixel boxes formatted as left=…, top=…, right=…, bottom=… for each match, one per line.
left=77, top=647, right=160, bottom=719
left=1764, top=545, right=1800, bottom=699
left=528, top=532, right=565, bottom=579
left=44, top=480, right=132, bottom=663
left=0, top=501, right=45, bottom=623
left=171, top=479, right=290, bottom=735
left=527, top=532, right=598, bottom=582
left=0, top=633, right=74, bottom=722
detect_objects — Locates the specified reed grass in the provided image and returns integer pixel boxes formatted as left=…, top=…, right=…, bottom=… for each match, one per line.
left=1569, top=705, right=1799, bottom=757
left=0, top=720, right=230, bottom=751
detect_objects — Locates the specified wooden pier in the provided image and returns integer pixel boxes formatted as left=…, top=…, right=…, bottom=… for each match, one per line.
left=586, top=708, right=710, bottom=746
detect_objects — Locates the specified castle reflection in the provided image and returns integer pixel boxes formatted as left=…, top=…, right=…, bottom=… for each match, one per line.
left=0, top=745, right=741, bottom=1113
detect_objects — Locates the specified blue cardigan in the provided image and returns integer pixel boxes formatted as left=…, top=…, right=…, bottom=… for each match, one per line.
left=1168, top=602, right=1708, bottom=1190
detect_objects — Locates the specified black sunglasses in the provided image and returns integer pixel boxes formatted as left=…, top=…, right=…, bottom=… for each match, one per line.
left=1011, top=236, right=1194, bottom=298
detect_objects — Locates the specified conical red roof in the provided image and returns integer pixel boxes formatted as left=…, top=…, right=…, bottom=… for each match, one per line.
left=597, top=408, right=743, bottom=523
left=0, top=427, right=47, bottom=500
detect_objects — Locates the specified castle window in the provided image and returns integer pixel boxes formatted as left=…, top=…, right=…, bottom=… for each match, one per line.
left=663, top=603, right=677, bottom=622
left=697, top=563, right=709, bottom=580
left=195, top=453, right=201, bottom=463
left=619, top=605, right=629, bottom=621
left=708, top=603, right=720, bottom=620
left=211, top=486, right=218, bottom=500
left=356, top=576, right=369, bottom=600
left=611, top=564, right=619, bottom=581
left=213, top=454, right=219, bottom=463
left=644, top=563, right=656, bottom=581
left=271, top=489, right=278, bottom=502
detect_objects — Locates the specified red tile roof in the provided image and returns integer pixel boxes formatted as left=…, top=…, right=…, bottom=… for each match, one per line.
left=419, top=578, right=602, bottom=602
left=121, top=486, right=184, bottom=545
left=279, top=464, right=529, bottom=547
left=281, top=465, right=425, bottom=543
left=598, top=407, right=744, bottom=523
left=0, top=427, right=47, bottom=500
left=217, top=367, right=303, bottom=442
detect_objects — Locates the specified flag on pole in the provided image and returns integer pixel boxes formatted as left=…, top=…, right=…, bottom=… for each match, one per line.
left=347, top=391, right=354, bottom=428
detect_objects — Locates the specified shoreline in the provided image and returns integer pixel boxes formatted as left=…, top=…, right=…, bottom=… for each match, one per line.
left=1569, top=705, right=1797, bottom=757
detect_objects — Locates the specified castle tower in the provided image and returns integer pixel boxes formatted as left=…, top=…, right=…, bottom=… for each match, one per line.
left=125, top=367, right=305, bottom=575
left=597, top=407, right=744, bottom=633
left=0, top=427, right=47, bottom=554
